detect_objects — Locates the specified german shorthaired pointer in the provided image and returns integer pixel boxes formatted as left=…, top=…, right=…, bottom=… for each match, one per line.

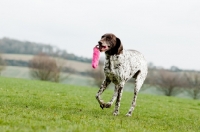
left=95, top=33, right=148, bottom=116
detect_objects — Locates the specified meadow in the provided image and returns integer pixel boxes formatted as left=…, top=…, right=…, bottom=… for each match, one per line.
left=0, top=77, right=200, bottom=132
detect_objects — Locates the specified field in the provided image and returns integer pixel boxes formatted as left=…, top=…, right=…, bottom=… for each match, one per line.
left=1, top=66, right=93, bottom=87
left=2, top=54, right=91, bottom=72
left=1, top=53, right=196, bottom=99
left=1, top=66, right=194, bottom=99
left=0, top=77, right=200, bottom=132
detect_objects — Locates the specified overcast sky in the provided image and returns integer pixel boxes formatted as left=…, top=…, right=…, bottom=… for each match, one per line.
left=0, top=0, right=200, bottom=70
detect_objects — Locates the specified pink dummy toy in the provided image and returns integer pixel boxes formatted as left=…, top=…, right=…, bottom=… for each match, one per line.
left=92, top=45, right=100, bottom=69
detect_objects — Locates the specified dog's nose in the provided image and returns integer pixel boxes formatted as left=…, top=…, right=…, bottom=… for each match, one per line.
left=98, top=41, right=102, bottom=46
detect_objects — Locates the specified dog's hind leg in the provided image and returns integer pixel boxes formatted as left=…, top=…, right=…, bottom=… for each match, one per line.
left=126, top=73, right=144, bottom=116
left=95, top=78, right=111, bottom=109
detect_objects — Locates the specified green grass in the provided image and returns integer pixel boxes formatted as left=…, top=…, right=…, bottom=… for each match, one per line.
left=0, top=77, right=200, bottom=132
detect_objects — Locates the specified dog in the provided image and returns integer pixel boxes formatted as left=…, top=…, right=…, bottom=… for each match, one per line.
left=95, top=33, right=148, bottom=116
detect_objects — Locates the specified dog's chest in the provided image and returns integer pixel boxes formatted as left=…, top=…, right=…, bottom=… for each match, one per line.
left=104, top=54, right=132, bottom=84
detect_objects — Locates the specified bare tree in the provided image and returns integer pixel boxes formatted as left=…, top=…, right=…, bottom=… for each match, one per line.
left=29, top=53, right=65, bottom=82
left=53, top=57, right=73, bottom=82
left=146, top=69, right=185, bottom=96
left=0, top=54, right=6, bottom=75
left=185, top=72, right=200, bottom=99
left=89, top=61, right=105, bottom=87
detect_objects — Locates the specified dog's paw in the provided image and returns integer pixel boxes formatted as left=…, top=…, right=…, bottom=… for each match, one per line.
left=113, top=112, right=119, bottom=116
left=125, top=111, right=132, bottom=117
left=100, top=104, right=104, bottom=109
left=125, top=113, right=132, bottom=117
left=113, top=111, right=119, bottom=116
left=104, top=102, right=112, bottom=108
left=100, top=102, right=112, bottom=109
left=100, top=102, right=106, bottom=109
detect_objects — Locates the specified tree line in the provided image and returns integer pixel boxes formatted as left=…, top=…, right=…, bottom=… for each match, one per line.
left=0, top=37, right=91, bottom=63
left=146, top=68, right=200, bottom=99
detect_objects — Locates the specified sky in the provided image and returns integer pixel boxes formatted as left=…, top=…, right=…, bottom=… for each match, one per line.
left=0, top=0, right=200, bottom=70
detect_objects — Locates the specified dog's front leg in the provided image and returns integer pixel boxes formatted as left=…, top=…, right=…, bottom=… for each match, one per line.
left=103, top=85, right=119, bottom=108
left=95, top=78, right=111, bottom=109
left=113, top=82, right=124, bottom=116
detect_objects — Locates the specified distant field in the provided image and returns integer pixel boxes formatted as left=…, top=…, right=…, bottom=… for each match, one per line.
left=1, top=66, right=30, bottom=79
left=1, top=66, right=93, bottom=87
left=0, top=77, right=200, bottom=132
left=1, top=66, right=195, bottom=99
left=2, top=54, right=92, bottom=72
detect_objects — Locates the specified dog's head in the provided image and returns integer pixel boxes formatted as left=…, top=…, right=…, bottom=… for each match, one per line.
left=98, top=33, right=123, bottom=55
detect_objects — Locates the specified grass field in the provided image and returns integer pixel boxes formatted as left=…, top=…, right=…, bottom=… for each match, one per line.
left=0, top=77, right=200, bottom=132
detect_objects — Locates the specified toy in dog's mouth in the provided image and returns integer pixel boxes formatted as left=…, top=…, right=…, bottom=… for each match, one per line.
left=92, top=44, right=110, bottom=69
left=92, top=45, right=100, bottom=69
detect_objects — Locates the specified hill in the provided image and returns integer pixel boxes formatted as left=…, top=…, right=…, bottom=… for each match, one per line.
left=0, top=37, right=91, bottom=63
left=0, top=77, right=199, bottom=132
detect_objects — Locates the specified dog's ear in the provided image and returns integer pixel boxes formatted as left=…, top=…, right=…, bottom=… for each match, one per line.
left=116, top=37, right=123, bottom=55
left=106, top=37, right=123, bottom=55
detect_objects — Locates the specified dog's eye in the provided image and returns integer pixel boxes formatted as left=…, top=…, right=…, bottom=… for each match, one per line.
left=101, top=35, right=105, bottom=38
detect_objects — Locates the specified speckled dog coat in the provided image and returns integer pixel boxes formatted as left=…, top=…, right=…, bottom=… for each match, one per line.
left=95, top=33, right=148, bottom=116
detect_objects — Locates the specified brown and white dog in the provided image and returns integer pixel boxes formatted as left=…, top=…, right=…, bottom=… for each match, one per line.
left=95, top=33, right=148, bottom=116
